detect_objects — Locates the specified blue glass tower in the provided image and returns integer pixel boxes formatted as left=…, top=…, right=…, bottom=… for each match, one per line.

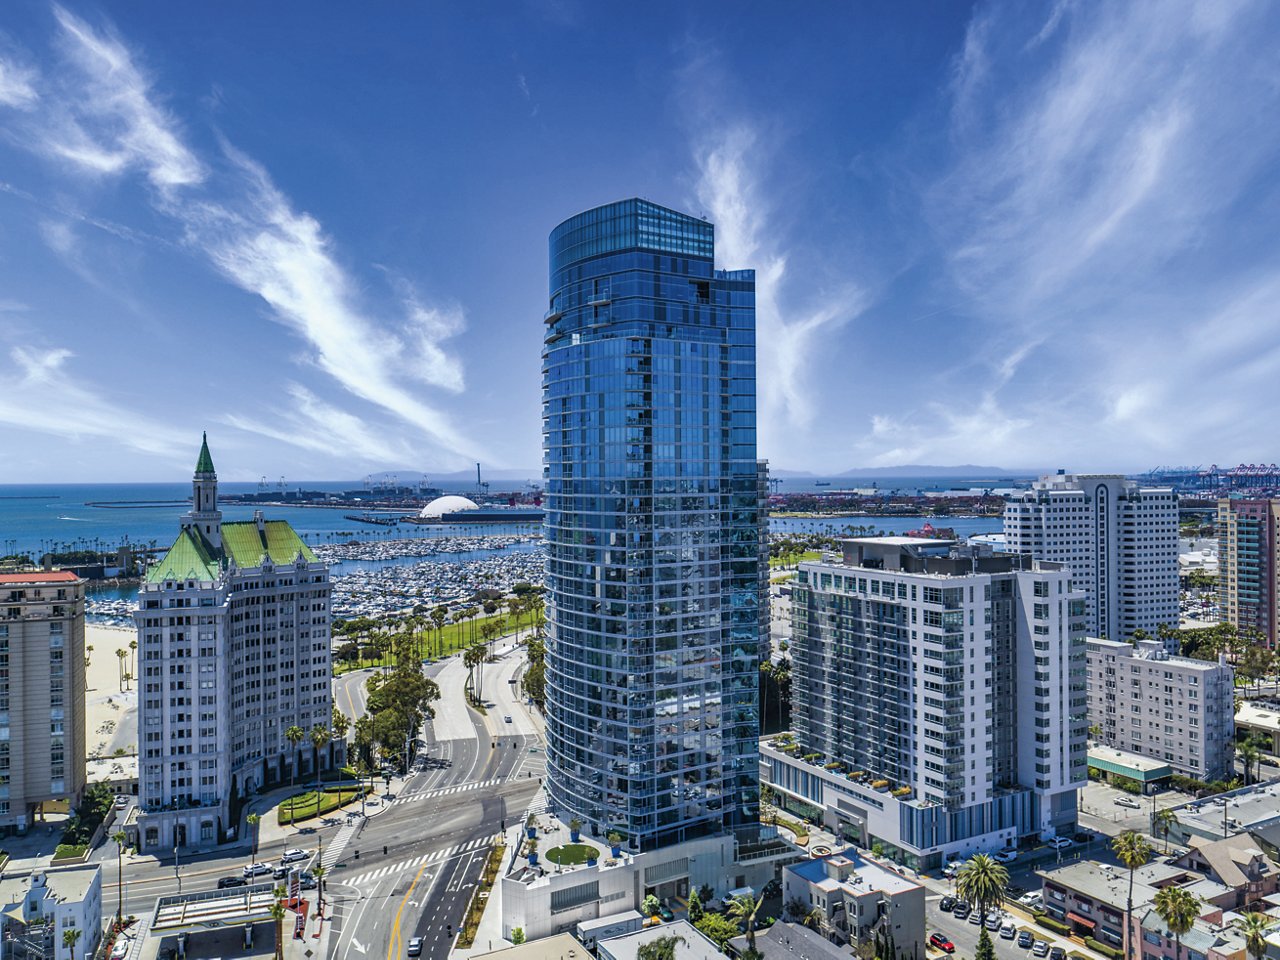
left=542, top=199, right=761, bottom=851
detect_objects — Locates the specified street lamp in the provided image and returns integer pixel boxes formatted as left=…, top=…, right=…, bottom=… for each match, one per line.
left=174, top=845, right=181, bottom=894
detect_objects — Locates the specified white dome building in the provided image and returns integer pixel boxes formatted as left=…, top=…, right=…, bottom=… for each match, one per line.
left=418, top=495, right=480, bottom=520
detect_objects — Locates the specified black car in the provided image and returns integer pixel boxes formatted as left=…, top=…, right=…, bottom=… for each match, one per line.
left=952, top=902, right=971, bottom=920
left=939, top=896, right=957, bottom=913
left=1049, top=948, right=1066, bottom=960
left=763, top=879, right=782, bottom=898
left=1017, top=932, right=1035, bottom=949
left=217, top=876, right=246, bottom=889
left=1074, top=831, right=1094, bottom=843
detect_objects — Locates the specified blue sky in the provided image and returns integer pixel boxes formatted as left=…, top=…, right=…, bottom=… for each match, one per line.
left=1, top=1, right=1278, bottom=482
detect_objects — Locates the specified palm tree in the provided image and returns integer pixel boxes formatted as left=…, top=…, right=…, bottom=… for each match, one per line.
left=269, top=897, right=287, bottom=960
left=1113, top=831, right=1152, bottom=960
left=803, top=906, right=827, bottom=934
left=1239, top=738, right=1261, bottom=786
left=115, top=648, right=127, bottom=690
left=111, top=830, right=128, bottom=926
left=1153, top=809, right=1176, bottom=854
left=637, top=935, right=686, bottom=960
left=1153, top=886, right=1200, bottom=960
left=129, top=638, right=138, bottom=677
left=247, top=813, right=261, bottom=866
left=955, top=854, right=1009, bottom=917
left=1239, top=912, right=1274, bottom=960
left=729, top=893, right=766, bottom=952
left=313, top=864, right=327, bottom=911
left=310, top=725, right=330, bottom=793
left=62, top=928, right=82, bottom=960
left=285, top=724, right=305, bottom=791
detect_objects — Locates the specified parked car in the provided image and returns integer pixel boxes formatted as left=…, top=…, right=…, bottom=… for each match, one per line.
left=943, top=860, right=965, bottom=879
left=218, top=876, right=247, bottom=889
left=939, top=896, right=957, bottom=913
left=968, top=909, right=984, bottom=925
left=281, top=848, right=309, bottom=864
left=1000, top=922, right=1018, bottom=940
left=985, top=913, right=1002, bottom=931
left=657, top=903, right=675, bottom=922
left=1047, top=836, right=1073, bottom=849
left=114, top=795, right=130, bottom=808
left=242, top=862, right=272, bottom=878
left=952, top=902, right=972, bottom=920
left=763, top=880, right=781, bottom=898
left=994, top=849, right=1018, bottom=864
left=1114, top=796, right=1142, bottom=810
left=1032, top=941, right=1050, bottom=957
left=110, top=940, right=131, bottom=960
left=1018, top=891, right=1044, bottom=908
left=1018, top=931, right=1036, bottom=949
left=929, top=934, right=956, bottom=954
left=407, top=937, right=424, bottom=957
left=1049, top=948, right=1066, bottom=960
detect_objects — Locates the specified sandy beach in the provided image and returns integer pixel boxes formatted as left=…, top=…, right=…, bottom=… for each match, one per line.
left=84, top=623, right=138, bottom=759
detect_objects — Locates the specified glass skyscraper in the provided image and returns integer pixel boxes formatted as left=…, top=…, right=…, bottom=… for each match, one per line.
left=542, top=199, right=761, bottom=852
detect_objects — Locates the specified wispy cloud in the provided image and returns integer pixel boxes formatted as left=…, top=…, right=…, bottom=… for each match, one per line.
left=0, top=346, right=190, bottom=458
left=0, top=6, right=480, bottom=467
left=0, top=55, right=37, bottom=108
left=692, top=124, right=866, bottom=450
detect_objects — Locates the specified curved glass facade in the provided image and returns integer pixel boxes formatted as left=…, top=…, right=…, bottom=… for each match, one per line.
left=542, top=198, right=761, bottom=852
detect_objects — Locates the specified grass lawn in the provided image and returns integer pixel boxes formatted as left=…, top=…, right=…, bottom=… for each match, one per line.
left=768, top=551, right=821, bottom=569
left=52, top=844, right=87, bottom=861
left=545, top=843, right=600, bottom=865
left=277, top=786, right=368, bottom=825
left=333, top=612, right=537, bottom=674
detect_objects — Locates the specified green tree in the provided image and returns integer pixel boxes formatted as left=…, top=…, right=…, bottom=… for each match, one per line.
left=1239, top=911, right=1274, bottom=960
left=1113, top=831, right=1152, bottom=960
left=285, top=724, right=306, bottom=801
left=729, top=893, right=766, bottom=952
left=1153, top=886, right=1201, bottom=960
left=313, top=864, right=327, bottom=910
left=269, top=898, right=286, bottom=960
left=695, top=914, right=742, bottom=949
left=331, top=706, right=350, bottom=742
left=637, top=935, right=687, bottom=960
left=642, top=894, right=661, bottom=917
left=975, top=927, right=995, bottom=960
left=688, top=888, right=704, bottom=922
left=955, top=854, right=1008, bottom=916
left=310, top=724, right=330, bottom=791
left=111, top=830, right=128, bottom=926
left=1153, top=809, right=1176, bottom=854
left=62, top=928, right=82, bottom=960
left=511, top=928, right=526, bottom=946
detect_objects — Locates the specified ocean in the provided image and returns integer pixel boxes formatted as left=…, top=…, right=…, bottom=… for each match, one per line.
left=0, top=477, right=1014, bottom=561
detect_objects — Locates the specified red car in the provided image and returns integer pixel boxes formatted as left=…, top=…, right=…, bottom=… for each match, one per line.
left=929, top=934, right=956, bottom=953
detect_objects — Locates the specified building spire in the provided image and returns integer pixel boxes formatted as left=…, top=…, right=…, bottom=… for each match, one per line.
left=195, top=431, right=216, bottom=476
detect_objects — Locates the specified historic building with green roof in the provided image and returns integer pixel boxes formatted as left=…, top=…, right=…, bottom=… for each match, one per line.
left=130, top=436, right=336, bottom=853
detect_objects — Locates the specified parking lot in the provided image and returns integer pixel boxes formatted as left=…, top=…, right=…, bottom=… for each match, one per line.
left=925, top=895, right=1079, bottom=960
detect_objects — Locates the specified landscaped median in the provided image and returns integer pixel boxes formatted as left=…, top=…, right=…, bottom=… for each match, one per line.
left=52, top=844, right=88, bottom=863
left=276, top=784, right=370, bottom=825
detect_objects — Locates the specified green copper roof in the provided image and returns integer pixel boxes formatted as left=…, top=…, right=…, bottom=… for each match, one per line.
left=147, top=529, right=219, bottom=582
left=221, top=520, right=317, bottom=568
left=195, top=432, right=215, bottom=475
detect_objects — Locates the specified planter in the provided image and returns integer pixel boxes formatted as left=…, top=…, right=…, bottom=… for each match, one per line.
left=611, top=845, right=621, bottom=857
left=526, top=827, right=537, bottom=839
left=527, top=853, right=538, bottom=866
left=586, top=857, right=597, bottom=867
left=570, top=830, right=580, bottom=843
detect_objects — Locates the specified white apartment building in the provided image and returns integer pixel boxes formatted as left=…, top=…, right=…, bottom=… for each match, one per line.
left=1087, top=637, right=1235, bottom=782
left=0, top=867, right=103, bottom=960
left=132, top=436, right=335, bottom=852
left=1004, top=473, right=1179, bottom=645
left=0, top=571, right=86, bottom=833
left=765, top=538, right=1088, bottom=869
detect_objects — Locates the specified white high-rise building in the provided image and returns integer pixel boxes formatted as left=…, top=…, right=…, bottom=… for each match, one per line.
left=765, top=538, right=1089, bottom=869
left=1004, top=473, right=1178, bottom=645
left=132, top=435, right=335, bottom=852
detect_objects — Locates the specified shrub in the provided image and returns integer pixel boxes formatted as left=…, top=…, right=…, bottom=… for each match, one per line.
left=1111, top=774, right=1142, bottom=795
left=1086, top=938, right=1123, bottom=959
left=53, top=844, right=87, bottom=862
left=1036, top=916, right=1071, bottom=936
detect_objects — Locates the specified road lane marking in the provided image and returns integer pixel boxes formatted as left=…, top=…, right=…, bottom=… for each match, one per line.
left=386, top=860, right=434, bottom=960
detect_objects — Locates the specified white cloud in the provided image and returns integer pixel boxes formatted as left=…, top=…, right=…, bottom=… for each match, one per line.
left=0, top=7, right=479, bottom=467
left=0, top=346, right=191, bottom=457
left=0, top=57, right=37, bottom=108
left=692, top=125, right=866, bottom=450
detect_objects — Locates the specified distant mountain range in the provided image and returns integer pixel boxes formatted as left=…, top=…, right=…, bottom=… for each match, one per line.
left=836, top=464, right=1047, bottom=478
left=368, top=468, right=542, bottom=484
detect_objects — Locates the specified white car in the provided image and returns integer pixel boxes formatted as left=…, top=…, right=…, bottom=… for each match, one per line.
left=1047, top=836, right=1073, bottom=850
left=280, top=848, right=309, bottom=864
left=994, top=849, right=1018, bottom=864
left=1000, top=922, right=1017, bottom=940
left=242, top=862, right=272, bottom=878
left=1114, top=796, right=1142, bottom=810
left=110, top=940, right=130, bottom=960
left=1019, top=891, right=1044, bottom=907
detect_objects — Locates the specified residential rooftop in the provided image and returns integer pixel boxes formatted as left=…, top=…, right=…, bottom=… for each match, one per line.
left=597, top=920, right=720, bottom=960
left=1168, top=780, right=1280, bottom=838
left=0, top=571, right=81, bottom=585
left=471, top=933, right=587, bottom=960
left=146, top=517, right=318, bottom=583
left=1039, top=859, right=1230, bottom=913
left=0, top=866, right=99, bottom=909
left=729, top=921, right=848, bottom=960
left=789, top=850, right=922, bottom=897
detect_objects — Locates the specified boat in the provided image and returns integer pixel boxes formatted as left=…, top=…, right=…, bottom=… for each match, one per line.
left=814, top=481, right=832, bottom=486
left=343, top=514, right=398, bottom=527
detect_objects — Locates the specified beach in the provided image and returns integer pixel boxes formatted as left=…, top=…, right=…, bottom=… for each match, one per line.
left=84, top=623, right=138, bottom=760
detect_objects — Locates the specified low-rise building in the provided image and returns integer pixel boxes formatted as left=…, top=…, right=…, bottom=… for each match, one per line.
left=1172, top=834, right=1280, bottom=911
left=0, top=867, right=103, bottom=960
left=1087, top=638, right=1235, bottom=782
left=470, top=933, right=585, bottom=960
left=1039, top=859, right=1234, bottom=953
left=781, top=851, right=924, bottom=959
left=1236, top=700, right=1280, bottom=756
left=729, top=921, right=848, bottom=960
left=1086, top=745, right=1173, bottom=794
left=1131, top=907, right=1247, bottom=960
left=597, top=920, right=720, bottom=960
left=1162, top=781, right=1280, bottom=851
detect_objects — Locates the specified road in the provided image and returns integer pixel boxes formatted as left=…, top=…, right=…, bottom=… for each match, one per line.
left=103, top=640, right=545, bottom=960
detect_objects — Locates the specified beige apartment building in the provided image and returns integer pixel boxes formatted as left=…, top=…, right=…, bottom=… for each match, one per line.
left=0, top=571, right=87, bottom=833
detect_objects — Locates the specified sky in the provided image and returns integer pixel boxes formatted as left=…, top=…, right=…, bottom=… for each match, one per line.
left=1, top=1, right=1278, bottom=482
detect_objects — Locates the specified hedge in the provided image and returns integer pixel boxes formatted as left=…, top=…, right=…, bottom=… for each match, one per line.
left=52, top=844, right=88, bottom=862
left=277, top=786, right=368, bottom=825
left=1086, top=938, right=1123, bottom=959
left=1035, top=916, right=1071, bottom=936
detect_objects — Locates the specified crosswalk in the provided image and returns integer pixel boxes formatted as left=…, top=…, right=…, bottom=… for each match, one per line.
left=393, top=777, right=501, bottom=805
left=347, top=834, right=495, bottom=887
left=321, top=817, right=362, bottom=868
